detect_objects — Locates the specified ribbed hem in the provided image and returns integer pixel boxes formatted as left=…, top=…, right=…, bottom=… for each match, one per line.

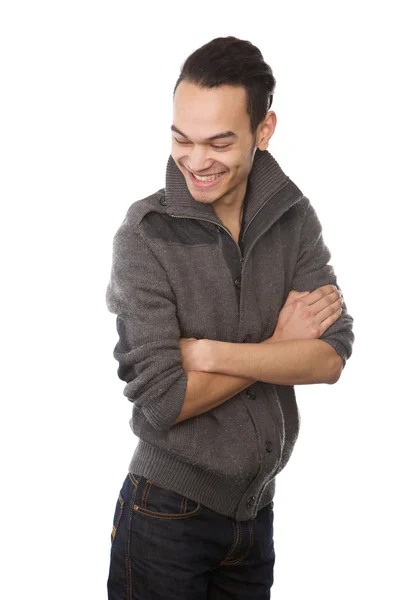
left=128, top=440, right=276, bottom=520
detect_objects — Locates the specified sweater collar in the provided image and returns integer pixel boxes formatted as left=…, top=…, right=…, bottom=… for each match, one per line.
left=164, top=149, right=290, bottom=229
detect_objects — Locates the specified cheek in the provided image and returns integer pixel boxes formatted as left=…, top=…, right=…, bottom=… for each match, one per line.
left=224, top=149, right=250, bottom=176
left=228, top=162, right=247, bottom=180
left=171, top=146, right=185, bottom=160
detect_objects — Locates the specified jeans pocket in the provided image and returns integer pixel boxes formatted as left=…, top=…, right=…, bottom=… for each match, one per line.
left=132, top=475, right=202, bottom=520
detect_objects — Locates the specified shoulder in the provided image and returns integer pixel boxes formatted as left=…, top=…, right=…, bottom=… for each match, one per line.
left=122, top=188, right=166, bottom=231
left=112, top=188, right=167, bottom=242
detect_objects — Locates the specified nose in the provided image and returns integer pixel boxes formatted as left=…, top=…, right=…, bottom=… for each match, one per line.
left=186, top=145, right=212, bottom=173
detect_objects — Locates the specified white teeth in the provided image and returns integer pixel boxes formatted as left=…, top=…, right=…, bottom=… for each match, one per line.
left=192, top=172, right=224, bottom=182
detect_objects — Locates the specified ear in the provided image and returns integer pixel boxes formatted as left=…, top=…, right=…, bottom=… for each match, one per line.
left=257, top=111, right=277, bottom=151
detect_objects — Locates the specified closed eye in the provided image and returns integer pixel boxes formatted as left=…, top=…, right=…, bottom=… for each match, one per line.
left=210, top=144, right=231, bottom=150
left=174, top=138, right=231, bottom=150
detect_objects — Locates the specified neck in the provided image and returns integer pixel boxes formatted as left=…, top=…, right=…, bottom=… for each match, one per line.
left=212, top=179, right=248, bottom=232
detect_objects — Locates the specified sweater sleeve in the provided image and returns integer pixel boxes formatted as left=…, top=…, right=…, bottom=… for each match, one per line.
left=106, top=219, right=188, bottom=431
left=290, top=198, right=355, bottom=368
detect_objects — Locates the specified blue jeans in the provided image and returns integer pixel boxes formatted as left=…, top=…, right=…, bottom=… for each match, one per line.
left=107, top=472, right=275, bottom=599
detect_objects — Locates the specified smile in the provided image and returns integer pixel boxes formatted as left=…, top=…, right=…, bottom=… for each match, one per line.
left=186, top=168, right=227, bottom=188
left=192, top=172, right=225, bottom=181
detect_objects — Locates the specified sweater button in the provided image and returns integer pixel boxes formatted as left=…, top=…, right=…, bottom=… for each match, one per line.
left=265, top=441, right=273, bottom=452
left=246, top=496, right=256, bottom=507
left=246, top=389, right=256, bottom=400
left=159, top=197, right=167, bottom=206
left=234, top=277, right=241, bottom=288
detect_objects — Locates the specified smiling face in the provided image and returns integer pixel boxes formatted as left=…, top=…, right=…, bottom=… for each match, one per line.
left=171, top=81, right=271, bottom=209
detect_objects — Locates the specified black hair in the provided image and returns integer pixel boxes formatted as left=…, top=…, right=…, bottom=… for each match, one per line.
left=173, top=36, right=276, bottom=134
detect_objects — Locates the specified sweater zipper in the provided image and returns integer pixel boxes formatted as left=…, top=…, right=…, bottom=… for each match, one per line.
left=169, top=214, right=244, bottom=263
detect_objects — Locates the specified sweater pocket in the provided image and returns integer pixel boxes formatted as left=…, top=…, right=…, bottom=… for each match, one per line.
left=130, top=395, right=261, bottom=480
left=188, top=395, right=261, bottom=480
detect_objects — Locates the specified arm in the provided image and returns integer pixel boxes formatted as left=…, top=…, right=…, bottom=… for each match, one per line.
left=289, top=198, right=355, bottom=367
left=175, top=337, right=280, bottom=424
left=197, top=337, right=342, bottom=386
left=181, top=199, right=354, bottom=388
left=176, top=371, right=255, bottom=424
left=106, top=225, right=186, bottom=431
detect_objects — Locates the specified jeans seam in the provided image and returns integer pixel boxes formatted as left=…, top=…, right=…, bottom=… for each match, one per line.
left=131, top=475, right=194, bottom=517
left=219, top=520, right=239, bottom=566
left=133, top=504, right=202, bottom=520
left=222, top=520, right=254, bottom=565
left=111, top=493, right=125, bottom=545
left=126, top=476, right=138, bottom=600
left=129, top=473, right=139, bottom=487
left=142, top=480, right=150, bottom=508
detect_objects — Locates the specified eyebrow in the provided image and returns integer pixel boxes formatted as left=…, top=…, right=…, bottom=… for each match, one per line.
left=171, top=125, right=238, bottom=142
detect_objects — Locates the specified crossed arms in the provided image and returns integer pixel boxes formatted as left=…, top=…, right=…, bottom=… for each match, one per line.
left=106, top=200, right=354, bottom=431
left=175, top=286, right=345, bottom=424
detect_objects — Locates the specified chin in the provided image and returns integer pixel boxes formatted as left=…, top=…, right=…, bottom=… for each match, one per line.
left=190, top=192, right=217, bottom=204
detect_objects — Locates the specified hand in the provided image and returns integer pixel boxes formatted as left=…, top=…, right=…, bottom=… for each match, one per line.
left=272, top=284, right=343, bottom=342
left=178, top=337, right=210, bottom=372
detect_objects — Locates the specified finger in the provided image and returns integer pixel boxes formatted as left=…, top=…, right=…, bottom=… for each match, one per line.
left=315, top=298, right=343, bottom=322
left=296, top=289, right=340, bottom=319
left=319, top=307, right=342, bottom=335
left=305, top=285, right=338, bottom=307
left=312, top=290, right=343, bottom=315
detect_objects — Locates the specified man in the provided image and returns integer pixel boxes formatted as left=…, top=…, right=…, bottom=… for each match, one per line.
left=106, top=36, right=354, bottom=599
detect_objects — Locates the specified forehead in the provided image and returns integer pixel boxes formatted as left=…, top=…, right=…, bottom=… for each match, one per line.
left=173, top=81, right=249, bottom=136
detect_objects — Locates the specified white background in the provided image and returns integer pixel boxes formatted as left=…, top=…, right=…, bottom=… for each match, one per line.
left=1, top=1, right=399, bottom=598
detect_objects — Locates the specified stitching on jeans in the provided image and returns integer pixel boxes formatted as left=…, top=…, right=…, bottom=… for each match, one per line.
left=143, top=481, right=152, bottom=509
left=180, top=497, right=187, bottom=514
left=133, top=477, right=190, bottom=515
left=126, top=553, right=130, bottom=599
left=223, top=520, right=254, bottom=565
left=219, top=520, right=238, bottom=566
left=225, top=521, right=243, bottom=562
left=231, top=521, right=240, bottom=556
left=142, top=480, right=149, bottom=508
left=134, top=504, right=202, bottom=520
left=111, top=494, right=125, bottom=542
left=221, top=521, right=244, bottom=565
left=126, top=475, right=138, bottom=600
left=128, top=474, right=200, bottom=518
left=129, top=473, right=139, bottom=487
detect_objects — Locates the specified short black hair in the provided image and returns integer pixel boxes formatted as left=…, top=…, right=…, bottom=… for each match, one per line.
left=173, top=36, right=276, bottom=135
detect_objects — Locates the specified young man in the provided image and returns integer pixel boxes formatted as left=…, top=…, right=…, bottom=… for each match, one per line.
left=106, top=36, right=354, bottom=599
